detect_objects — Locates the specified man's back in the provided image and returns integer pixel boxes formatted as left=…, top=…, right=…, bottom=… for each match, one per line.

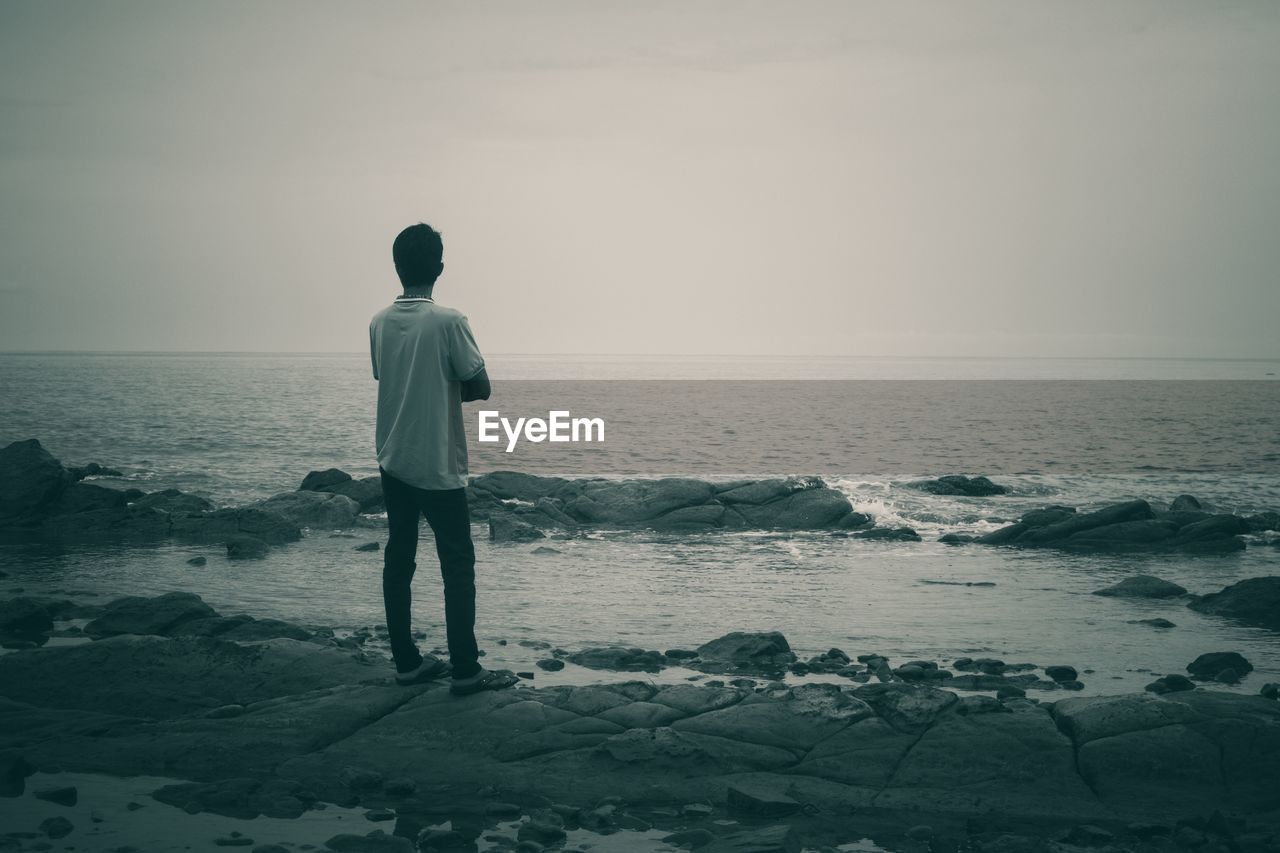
left=370, top=297, right=485, bottom=491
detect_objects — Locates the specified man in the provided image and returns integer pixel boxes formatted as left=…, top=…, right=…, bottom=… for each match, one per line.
left=369, top=222, right=517, bottom=695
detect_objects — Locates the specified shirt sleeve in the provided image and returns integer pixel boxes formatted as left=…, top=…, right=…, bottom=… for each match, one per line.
left=448, top=315, right=485, bottom=381
left=369, top=319, right=380, bottom=380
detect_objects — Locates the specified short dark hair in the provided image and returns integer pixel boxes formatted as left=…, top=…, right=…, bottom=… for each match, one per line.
left=392, top=223, right=444, bottom=289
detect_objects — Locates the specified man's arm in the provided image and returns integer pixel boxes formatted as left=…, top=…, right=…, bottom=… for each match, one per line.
left=460, top=367, right=490, bottom=402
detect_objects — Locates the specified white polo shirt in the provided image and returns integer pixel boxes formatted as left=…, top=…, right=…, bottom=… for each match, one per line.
left=369, top=297, right=485, bottom=490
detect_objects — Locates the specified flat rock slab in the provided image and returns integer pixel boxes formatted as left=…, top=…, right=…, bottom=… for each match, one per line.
left=0, top=635, right=384, bottom=718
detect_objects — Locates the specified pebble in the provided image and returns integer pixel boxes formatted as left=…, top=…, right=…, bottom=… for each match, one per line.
left=365, top=808, right=396, bottom=822
left=187, top=556, right=207, bottom=566
left=516, top=671, right=536, bottom=679
left=536, top=659, right=565, bottom=671
left=1044, top=665, right=1078, bottom=682
left=355, top=542, right=381, bottom=552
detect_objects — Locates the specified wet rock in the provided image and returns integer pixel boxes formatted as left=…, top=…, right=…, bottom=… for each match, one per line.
left=536, top=658, right=565, bottom=671
left=909, top=475, right=1008, bottom=497
left=322, top=477, right=385, bottom=513
left=49, top=481, right=130, bottom=514
left=1186, top=651, right=1253, bottom=680
left=1261, top=683, right=1279, bottom=700
left=700, top=824, right=797, bottom=853
left=662, top=828, right=715, bottom=849
left=531, top=546, right=561, bottom=555
left=0, top=751, right=35, bottom=797
left=226, top=535, right=270, bottom=560
left=0, top=439, right=70, bottom=520
left=938, top=533, right=975, bottom=544
left=1044, top=665, right=1078, bottom=683
left=1093, top=575, right=1188, bottom=598
left=1145, top=674, right=1196, bottom=694
left=854, top=682, right=958, bottom=733
left=324, top=830, right=415, bottom=853
left=38, top=817, right=73, bottom=839
left=300, top=468, right=353, bottom=491
left=67, top=461, right=123, bottom=481
left=132, top=488, right=214, bottom=515
left=1134, top=618, right=1176, bottom=628
left=568, top=646, right=664, bottom=672
left=726, top=782, right=801, bottom=817
left=1244, top=511, right=1280, bottom=532
left=214, top=836, right=255, bottom=847
left=187, top=556, right=207, bottom=566
left=354, top=542, right=380, bottom=552
left=517, top=811, right=566, bottom=844
left=84, top=592, right=218, bottom=638
left=0, top=597, right=53, bottom=640
left=1188, top=576, right=1280, bottom=631
left=1020, top=506, right=1077, bottom=527
left=490, top=514, right=546, bottom=543
left=154, top=776, right=317, bottom=819
left=172, top=507, right=301, bottom=545
left=696, top=631, right=796, bottom=670
left=1061, top=825, right=1114, bottom=847
left=251, top=491, right=360, bottom=529
left=34, top=785, right=77, bottom=806
left=853, top=527, right=921, bottom=542
left=665, top=648, right=699, bottom=660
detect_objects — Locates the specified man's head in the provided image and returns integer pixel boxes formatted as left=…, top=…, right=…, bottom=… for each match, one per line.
left=393, top=223, right=444, bottom=291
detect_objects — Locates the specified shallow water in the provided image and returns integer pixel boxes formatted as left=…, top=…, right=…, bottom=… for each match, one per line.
left=1, top=353, right=1278, bottom=698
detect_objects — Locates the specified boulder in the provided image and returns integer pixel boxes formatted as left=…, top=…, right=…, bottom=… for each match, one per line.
left=1244, top=511, right=1280, bottom=532
left=1169, top=495, right=1205, bottom=512
left=1020, top=506, right=1077, bottom=527
left=0, top=438, right=69, bottom=520
left=35, top=504, right=172, bottom=541
left=1188, top=576, right=1280, bottom=631
left=567, top=646, right=665, bottom=672
left=853, top=682, right=958, bottom=733
left=726, top=781, right=801, bottom=817
left=152, top=776, right=318, bottom=819
left=696, top=632, right=796, bottom=670
left=649, top=504, right=726, bottom=532
left=48, top=482, right=129, bottom=514
left=84, top=592, right=219, bottom=638
left=0, top=597, right=54, bottom=640
left=226, top=535, right=269, bottom=560
left=909, top=475, right=1008, bottom=497
left=1186, top=652, right=1253, bottom=681
left=250, top=491, right=360, bottom=529
left=171, top=507, right=301, bottom=545
left=1017, top=500, right=1155, bottom=545
left=1061, top=520, right=1179, bottom=550
left=67, top=462, right=122, bottom=481
left=132, top=488, right=214, bottom=514
left=852, top=527, right=921, bottom=542
left=321, top=477, right=384, bottom=512
left=300, top=468, right=353, bottom=491
left=1145, top=674, right=1196, bottom=694
left=1093, top=575, right=1188, bottom=598
left=489, top=514, right=545, bottom=542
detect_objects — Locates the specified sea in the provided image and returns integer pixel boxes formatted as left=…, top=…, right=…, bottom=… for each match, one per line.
left=2, top=352, right=1278, bottom=696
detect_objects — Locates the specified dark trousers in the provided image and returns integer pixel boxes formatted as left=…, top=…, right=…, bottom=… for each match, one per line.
left=379, top=469, right=480, bottom=679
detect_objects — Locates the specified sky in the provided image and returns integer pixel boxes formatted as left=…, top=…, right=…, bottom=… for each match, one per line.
left=1, top=1, right=1278, bottom=358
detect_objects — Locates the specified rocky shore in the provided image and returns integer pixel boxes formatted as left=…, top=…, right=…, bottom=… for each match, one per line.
left=1, top=590, right=1279, bottom=853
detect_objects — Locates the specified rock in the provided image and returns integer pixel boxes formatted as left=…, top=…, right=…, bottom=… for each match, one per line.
left=0, top=597, right=53, bottom=640
left=1021, top=506, right=1077, bottom=527
left=67, top=461, right=123, bottom=480
left=226, top=535, right=269, bottom=560
left=154, top=776, right=317, bottom=819
left=1134, top=618, right=1176, bottom=628
left=1186, top=651, right=1253, bottom=680
left=1169, top=495, right=1205, bottom=512
left=531, top=546, right=561, bottom=555
left=323, top=477, right=385, bottom=512
left=0, top=439, right=70, bottom=520
left=1261, top=683, right=1279, bottom=700
left=726, top=781, right=801, bottom=817
left=34, top=785, right=77, bottom=806
left=1062, top=519, right=1180, bottom=550
left=300, top=469, right=353, bottom=491
left=696, top=631, right=796, bottom=670
left=700, top=824, right=798, bottom=853
left=854, top=682, right=958, bottom=733
left=1044, top=665, right=1078, bottom=683
left=938, top=533, right=975, bottom=544
left=1093, top=575, right=1187, bottom=598
left=909, top=475, right=1008, bottom=496
left=905, top=825, right=933, bottom=841
left=168, top=506, right=299, bottom=545
left=39, top=816, right=73, bottom=839
left=215, top=836, right=255, bottom=847
left=250, top=491, right=360, bottom=529
left=490, top=515, right=546, bottom=542
left=187, top=556, right=208, bottom=566
left=84, top=592, right=218, bottom=638
left=1145, top=674, right=1196, bottom=694
left=49, top=481, right=129, bottom=514
left=567, top=646, right=665, bottom=672
left=662, top=828, right=715, bottom=849
left=536, top=658, right=565, bottom=671
left=132, top=488, right=215, bottom=514
left=324, top=830, right=415, bottom=853
left=0, top=751, right=35, bottom=797
left=665, top=648, right=699, bottom=659
left=853, top=527, right=921, bottom=542
left=354, top=542, right=380, bottom=552
left=990, top=499, right=1154, bottom=547
left=1062, top=825, right=1114, bottom=847
left=1188, top=576, right=1280, bottom=631
left=1244, top=511, right=1280, bottom=532
left=384, top=777, right=416, bottom=796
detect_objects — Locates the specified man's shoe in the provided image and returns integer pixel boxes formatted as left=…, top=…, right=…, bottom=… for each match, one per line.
left=450, top=667, right=520, bottom=696
left=395, top=657, right=452, bottom=686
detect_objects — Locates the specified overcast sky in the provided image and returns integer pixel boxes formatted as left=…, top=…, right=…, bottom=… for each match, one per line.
left=1, top=1, right=1277, bottom=357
